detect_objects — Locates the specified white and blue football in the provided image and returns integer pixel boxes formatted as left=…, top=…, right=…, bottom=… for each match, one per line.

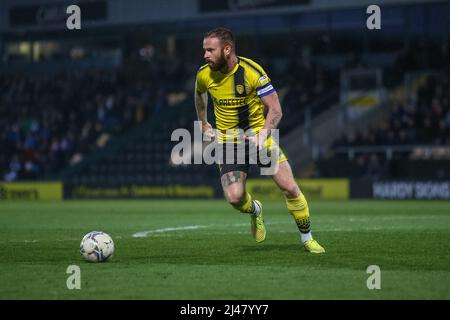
left=80, top=231, right=114, bottom=262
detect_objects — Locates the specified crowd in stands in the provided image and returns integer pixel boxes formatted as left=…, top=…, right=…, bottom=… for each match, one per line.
left=278, top=58, right=338, bottom=134
left=2, top=37, right=447, bottom=181
left=333, top=71, right=450, bottom=149
left=0, top=66, right=175, bottom=181
left=328, top=70, right=450, bottom=178
left=391, top=40, right=450, bottom=80
left=0, top=51, right=334, bottom=181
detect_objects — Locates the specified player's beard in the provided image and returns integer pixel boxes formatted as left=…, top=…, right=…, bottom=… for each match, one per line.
left=208, top=50, right=227, bottom=72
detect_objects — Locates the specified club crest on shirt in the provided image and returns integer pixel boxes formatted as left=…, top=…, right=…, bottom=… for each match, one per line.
left=236, top=84, right=245, bottom=95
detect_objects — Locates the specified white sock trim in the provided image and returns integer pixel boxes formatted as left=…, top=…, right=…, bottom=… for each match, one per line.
left=301, top=232, right=312, bottom=243
left=252, top=200, right=261, bottom=216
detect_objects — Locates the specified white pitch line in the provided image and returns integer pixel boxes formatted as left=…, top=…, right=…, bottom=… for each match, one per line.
left=132, top=221, right=289, bottom=238
left=132, top=225, right=209, bottom=238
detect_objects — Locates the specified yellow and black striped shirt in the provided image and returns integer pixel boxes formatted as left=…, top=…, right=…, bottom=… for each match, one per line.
left=196, top=56, right=276, bottom=142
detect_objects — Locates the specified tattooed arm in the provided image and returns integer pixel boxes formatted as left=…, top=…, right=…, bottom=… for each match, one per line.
left=195, top=81, right=208, bottom=123
left=245, top=91, right=283, bottom=147
left=194, top=83, right=214, bottom=137
left=261, top=91, right=283, bottom=132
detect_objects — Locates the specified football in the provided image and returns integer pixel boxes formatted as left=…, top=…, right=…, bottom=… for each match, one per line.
left=80, top=231, right=114, bottom=262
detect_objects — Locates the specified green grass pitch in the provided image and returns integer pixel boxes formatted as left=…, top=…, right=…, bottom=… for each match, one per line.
left=0, top=200, right=449, bottom=299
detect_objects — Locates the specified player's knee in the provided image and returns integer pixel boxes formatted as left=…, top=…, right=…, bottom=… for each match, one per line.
left=225, top=191, right=245, bottom=207
left=228, top=196, right=245, bottom=207
left=281, top=184, right=300, bottom=198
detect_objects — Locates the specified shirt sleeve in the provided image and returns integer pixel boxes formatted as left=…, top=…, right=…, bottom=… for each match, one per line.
left=195, top=70, right=207, bottom=94
left=255, top=73, right=276, bottom=98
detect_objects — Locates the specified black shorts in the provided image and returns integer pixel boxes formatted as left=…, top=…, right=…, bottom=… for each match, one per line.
left=217, top=140, right=286, bottom=175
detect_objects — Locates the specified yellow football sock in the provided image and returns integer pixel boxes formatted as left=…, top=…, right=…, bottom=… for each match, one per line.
left=286, top=192, right=311, bottom=233
left=232, top=192, right=254, bottom=214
